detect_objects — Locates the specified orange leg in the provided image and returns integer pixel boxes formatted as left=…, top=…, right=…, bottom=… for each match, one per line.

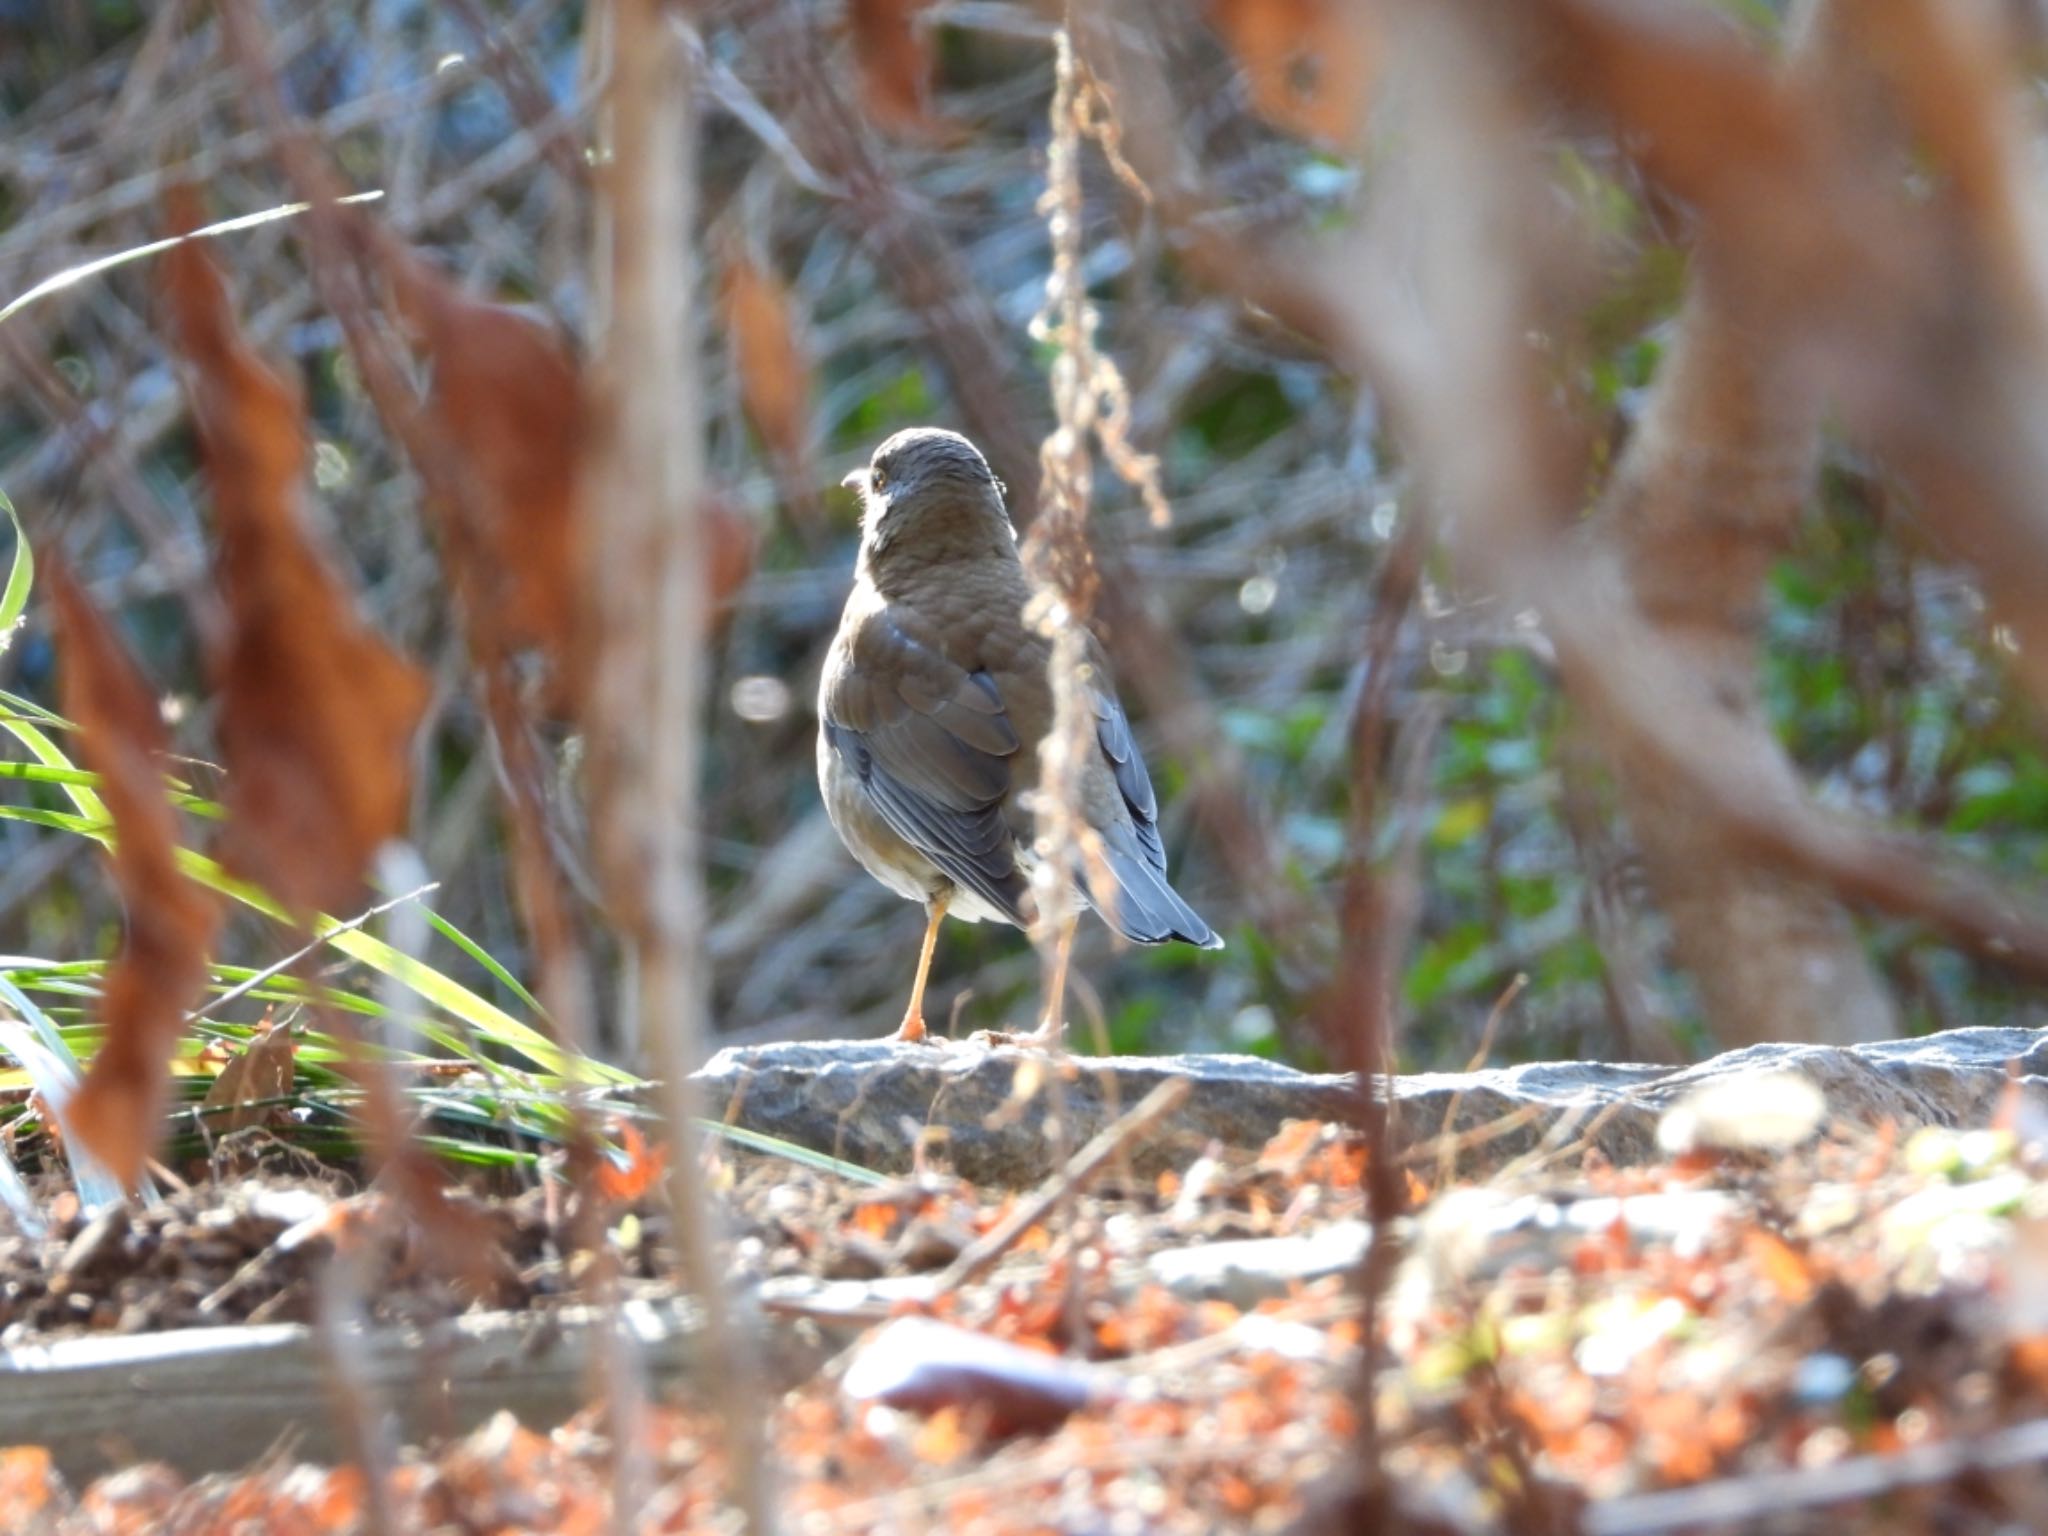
left=893, top=892, right=949, bottom=1043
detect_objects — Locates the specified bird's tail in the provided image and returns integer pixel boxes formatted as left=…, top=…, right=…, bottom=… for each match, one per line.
left=1087, top=829, right=1224, bottom=950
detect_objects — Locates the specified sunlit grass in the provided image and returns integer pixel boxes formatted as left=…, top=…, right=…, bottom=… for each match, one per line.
left=0, top=490, right=880, bottom=1190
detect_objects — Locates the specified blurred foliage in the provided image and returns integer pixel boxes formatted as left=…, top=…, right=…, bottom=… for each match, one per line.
left=0, top=0, right=2040, bottom=1081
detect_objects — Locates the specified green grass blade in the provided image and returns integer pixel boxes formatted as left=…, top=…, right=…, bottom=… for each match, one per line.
left=0, top=971, right=81, bottom=1068
left=0, top=801, right=610, bottom=1087
left=0, top=502, right=634, bottom=1113
left=0, top=492, right=32, bottom=637
left=0, top=692, right=74, bottom=728
left=699, top=1120, right=888, bottom=1185
left=0, top=713, right=104, bottom=823
left=0, top=980, right=136, bottom=1210
left=162, top=848, right=624, bottom=1083
left=0, top=763, right=99, bottom=789
left=426, top=909, right=546, bottom=1015
left=0, top=805, right=108, bottom=836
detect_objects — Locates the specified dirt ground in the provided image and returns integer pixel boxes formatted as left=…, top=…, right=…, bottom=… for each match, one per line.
left=0, top=1120, right=1339, bottom=1341
left=4, top=1115, right=2048, bottom=1533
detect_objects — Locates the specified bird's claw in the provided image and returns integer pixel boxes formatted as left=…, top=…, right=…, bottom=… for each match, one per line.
left=889, top=1013, right=943, bottom=1046
left=968, top=1019, right=1066, bottom=1050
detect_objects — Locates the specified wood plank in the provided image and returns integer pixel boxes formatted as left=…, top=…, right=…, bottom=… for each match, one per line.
left=0, top=1295, right=824, bottom=1483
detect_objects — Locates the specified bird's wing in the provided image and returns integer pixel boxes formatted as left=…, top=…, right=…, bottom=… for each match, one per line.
left=1083, top=645, right=1222, bottom=949
left=823, top=610, right=1029, bottom=923
left=1087, top=666, right=1164, bottom=869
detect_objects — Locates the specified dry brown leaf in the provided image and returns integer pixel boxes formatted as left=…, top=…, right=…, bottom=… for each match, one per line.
left=1533, top=0, right=1809, bottom=237
left=160, top=194, right=429, bottom=920
left=720, top=246, right=814, bottom=472
left=1743, top=1226, right=1817, bottom=1304
left=48, top=555, right=219, bottom=1192
left=848, top=0, right=940, bottom=132
left=373, top=230, right=751, bottom=706
left=594, top=1118, right=667, bottom=1204
left=379, top=241, right=582, bottom=684
left=701, top=488, right=758, bottom=620
left=198, top=1017, right=296, bottom=1135
left=1211, top=0, right=1377, bottom=148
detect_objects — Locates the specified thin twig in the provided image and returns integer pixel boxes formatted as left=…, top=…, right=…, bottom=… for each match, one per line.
left=579, top=1, right=773, bottom=1529
left=1345, top=696, right=1443, bottom=1511
left=935, top=1075, right=1191, bottom=1293
left=1321, top=493, right=1434, bottom=1067
left=1587, top=1411, right=2048, bottom=1535
left=1401, top=1102, right=1549, bottom=1170
left=1499, top=1098, right=1632, bottom=1186
left=188, top=881, right=439, bottom=1024
left=315, top=1238, right=400, bottom=1536
left=440, top=0, right=590, bottom=188
left=1433, top=971, right=1526, bottom=1189
left=702, top=58, right=845, bottom=199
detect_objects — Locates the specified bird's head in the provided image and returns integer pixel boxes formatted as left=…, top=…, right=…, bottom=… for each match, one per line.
left=844, top=427, right=1013, bottom=568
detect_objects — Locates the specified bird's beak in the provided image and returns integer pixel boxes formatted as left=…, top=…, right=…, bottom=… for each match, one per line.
left=841, top=468, right=867, bottom=494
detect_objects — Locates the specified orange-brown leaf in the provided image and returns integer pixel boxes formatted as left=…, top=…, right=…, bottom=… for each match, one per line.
left=381, top=242, right=582, bottom=680
left=374, top=231, right=750, bottom=702
left=1257, top=1118, right=1324, bottom=1172
left=0, top=1446, right=57, bottom=1521
left=199, top=1017, right=297, bottom=1134
left=48, top=555, right=217, bottom=1191
left=1533, top=0, right=1808, bottom=234
left=1211, top=0, right=1377, bottom=147
left=1743, top=1226, right=1816, bottom=1304
left=596, top=1119, right=667, bottom=1204
left=161, top=204, right=429, bottom=920
left=721, top=250, right=813, bottom=469
left=847, top=0, right=939, bottom=132
left=702, top=489, right=758, bottom=614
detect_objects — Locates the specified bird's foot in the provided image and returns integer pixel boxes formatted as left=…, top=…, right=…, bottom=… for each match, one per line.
left=890, top=1011, right=940, bottom=1045
left=970, top=1017, right=1066, bottom=1050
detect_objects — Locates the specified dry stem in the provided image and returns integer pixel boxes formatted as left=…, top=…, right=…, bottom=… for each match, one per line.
left=935, top=1075, right=1191, bottom=1293
left=577, top=1, right=772, bottom=1529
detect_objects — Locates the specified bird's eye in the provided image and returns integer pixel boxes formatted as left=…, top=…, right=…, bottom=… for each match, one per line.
left=872, top=467, right=889, bottom=494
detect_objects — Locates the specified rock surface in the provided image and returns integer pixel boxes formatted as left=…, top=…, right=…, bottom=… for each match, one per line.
left=693, top=1027, right=2048, bottom=1187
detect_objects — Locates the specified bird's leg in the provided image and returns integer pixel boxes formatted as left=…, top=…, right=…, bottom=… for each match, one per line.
left=893, top=892, right=949, bottom=1044
left=1014, top=911, right=1080, bottom=1047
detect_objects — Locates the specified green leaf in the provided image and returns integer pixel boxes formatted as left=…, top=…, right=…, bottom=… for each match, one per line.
left=701, top=1121, right=887, bottom=1185
left=0, top=491, right=32, bottom=637
left=1433, top=796, right=1490, bottom=848
left=427, top=909, right=546, bottom=1015
left=0, top=486, right=635, bottom=1139
left=0, top=696, right=106, bottom=824
left=0, top=763, right=99, bottom=788
left=0, top=971, right=82, bottom=1071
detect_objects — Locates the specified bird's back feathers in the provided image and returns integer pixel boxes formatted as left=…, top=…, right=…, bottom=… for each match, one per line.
left=820, top=426, right=1220, bottom=952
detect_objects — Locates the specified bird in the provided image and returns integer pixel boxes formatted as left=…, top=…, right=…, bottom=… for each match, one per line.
left=817, top=426, right=1222, bottom=1045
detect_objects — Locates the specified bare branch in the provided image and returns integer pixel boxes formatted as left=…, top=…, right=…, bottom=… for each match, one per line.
left=577, top=2, right=774, bottom=1529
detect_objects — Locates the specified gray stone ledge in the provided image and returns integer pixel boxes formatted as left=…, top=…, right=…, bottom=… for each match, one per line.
left=694, top=1027, right=2048, bottom=1186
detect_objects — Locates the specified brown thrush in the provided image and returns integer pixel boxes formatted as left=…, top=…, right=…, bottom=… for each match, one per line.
left=817, top=427, right=1221, bottom=1044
